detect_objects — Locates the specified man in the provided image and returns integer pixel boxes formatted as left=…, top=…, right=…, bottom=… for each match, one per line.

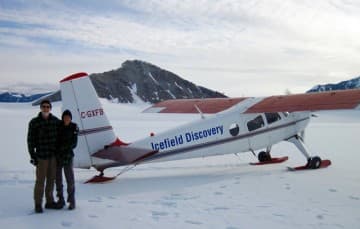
left=55, top=110, right=78, bottom=210
left=27, top=99, right=61, bottom=213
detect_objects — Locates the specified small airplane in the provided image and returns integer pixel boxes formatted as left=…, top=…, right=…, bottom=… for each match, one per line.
left=60, top=72, right=360, bottom=183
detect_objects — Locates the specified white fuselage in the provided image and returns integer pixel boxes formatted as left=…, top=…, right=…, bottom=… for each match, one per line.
left=125, top=106, right=311, bottom=164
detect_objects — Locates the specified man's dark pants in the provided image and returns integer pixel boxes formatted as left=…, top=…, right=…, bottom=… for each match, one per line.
left=34, top=156, right=56, bottom=205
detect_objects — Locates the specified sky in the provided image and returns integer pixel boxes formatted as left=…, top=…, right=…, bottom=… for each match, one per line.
left=0, top=0, right=360, bottom=97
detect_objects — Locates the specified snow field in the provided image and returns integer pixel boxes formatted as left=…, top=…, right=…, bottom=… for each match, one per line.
left=0, top=101, right=359, bottom=228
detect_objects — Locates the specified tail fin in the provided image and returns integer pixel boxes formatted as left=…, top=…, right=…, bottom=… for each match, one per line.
left=60, top=72, right=125, bottom=169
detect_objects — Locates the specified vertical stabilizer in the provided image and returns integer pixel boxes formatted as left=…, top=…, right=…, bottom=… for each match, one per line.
left=60, top=72, right=118, bottom=169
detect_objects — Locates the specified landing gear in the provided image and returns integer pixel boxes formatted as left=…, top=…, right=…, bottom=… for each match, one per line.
left=84, top=164, right=138, bottom=184
left=287, top=135, right=331, bottom=171
left=258, top=151, right=271, bottom=162
left=307, top=156, right=321, bottom=169
left=84, top=170, right=116, bottom=183
left=258, top=146, right=272, bottom=162
left=250, top=146, right=289, bottom=166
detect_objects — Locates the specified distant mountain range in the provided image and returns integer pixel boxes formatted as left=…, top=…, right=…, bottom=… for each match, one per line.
left=307, top=76, right=360, bottom=93
left=1, top=61, right=359, bottom=103
left=0, top=82, right=57, bottom=103
left=0, top=92, right=51, bottom=103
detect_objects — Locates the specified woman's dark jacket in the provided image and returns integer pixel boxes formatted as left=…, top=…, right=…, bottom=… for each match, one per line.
left=56, top=122, right=79, bottom=166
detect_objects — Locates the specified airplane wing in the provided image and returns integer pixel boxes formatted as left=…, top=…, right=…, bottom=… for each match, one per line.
left=143, top=89, right=360, bottom=114
left=143, top=97, right=248, bottom=114
left=244, top=89, right=360, bottom=113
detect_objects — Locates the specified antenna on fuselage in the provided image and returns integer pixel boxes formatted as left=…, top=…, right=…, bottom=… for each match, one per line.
left=194, top=104, right=205, bottom=119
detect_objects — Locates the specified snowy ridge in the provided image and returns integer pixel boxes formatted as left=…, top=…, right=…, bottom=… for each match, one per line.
left=128, top=84, right=149, bottom=105
left=0, top=82, right=57, bottom=103
left=0, top=91, right=52, bottom=103
left=148, top=72, right=160, bottom=85
left=166, top=90, right=176, bottom=99
left=0, top=82, right=58, bottom=96
left=308, top=76, right=360, bottom=92
left=174, top=82, right=183, bottom=90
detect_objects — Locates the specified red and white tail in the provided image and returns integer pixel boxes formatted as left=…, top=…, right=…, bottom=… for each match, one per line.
left=60, top=72, right=121, bottom=169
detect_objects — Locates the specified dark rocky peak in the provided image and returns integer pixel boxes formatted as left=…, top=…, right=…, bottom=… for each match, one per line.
left=90, top=60, right=226, bottom=104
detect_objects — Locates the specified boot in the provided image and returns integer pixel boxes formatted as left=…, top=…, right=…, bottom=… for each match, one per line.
left=56, top=197, right=65, bottom=209
left=68, top=201, right=75, bottom=210
left=45, top=202, right=62, bottom=209
left=35, top=204, right=43, bottom=213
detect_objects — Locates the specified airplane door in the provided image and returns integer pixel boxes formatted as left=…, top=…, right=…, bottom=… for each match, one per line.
left=265, top=112, right=289, bottom=145
left=246, top=114, right=271, bottom=150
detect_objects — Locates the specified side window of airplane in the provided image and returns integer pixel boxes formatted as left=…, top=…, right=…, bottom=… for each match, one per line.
left=229, top=123, right=239, bottom=136
left=247, top=115, right=265, bottom=131
left=265, top=112, right=281, bottom=124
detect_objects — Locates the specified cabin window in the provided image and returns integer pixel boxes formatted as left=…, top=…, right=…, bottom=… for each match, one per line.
left=265, top=113, right=281, bottom=124
left=247, top=115, right=265, bottom=131
left=229, top=123, right=239, bottom=136
left=282, top=112, right=289, bottom=117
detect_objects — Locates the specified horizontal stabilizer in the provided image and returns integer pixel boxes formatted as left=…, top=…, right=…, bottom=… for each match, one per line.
left=92, top=146, right=158, bottom=165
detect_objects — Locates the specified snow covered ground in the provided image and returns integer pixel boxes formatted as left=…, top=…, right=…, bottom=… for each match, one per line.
left=0, top=101, right=359, bottom=229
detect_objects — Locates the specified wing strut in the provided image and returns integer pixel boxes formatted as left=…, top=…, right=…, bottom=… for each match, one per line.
left=194, top=104, right=205, bottom=119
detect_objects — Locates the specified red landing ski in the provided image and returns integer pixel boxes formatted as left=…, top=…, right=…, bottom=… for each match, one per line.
left=287, top=159, right=332, bottom=171
left=249, top=156, right=289, bottom=165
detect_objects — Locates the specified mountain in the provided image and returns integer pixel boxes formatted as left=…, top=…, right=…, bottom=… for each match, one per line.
left=0, top=92, right=51, bottom=103
left=32, top=60, right=226, bottom=105
left=0, top=83, right=57, bottom=103
left=90, top=60, right=226, bottom=103
left=307, top=76, right=360, bottom=93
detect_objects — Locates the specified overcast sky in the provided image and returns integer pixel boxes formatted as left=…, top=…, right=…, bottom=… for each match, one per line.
left=1, top=0, right=359, bottom=96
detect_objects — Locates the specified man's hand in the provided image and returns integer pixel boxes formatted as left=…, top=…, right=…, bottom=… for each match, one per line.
left=30, top=158, right=38, bottom=166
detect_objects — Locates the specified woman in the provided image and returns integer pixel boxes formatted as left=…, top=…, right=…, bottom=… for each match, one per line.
left=55, top=110, right=78, bottom=210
